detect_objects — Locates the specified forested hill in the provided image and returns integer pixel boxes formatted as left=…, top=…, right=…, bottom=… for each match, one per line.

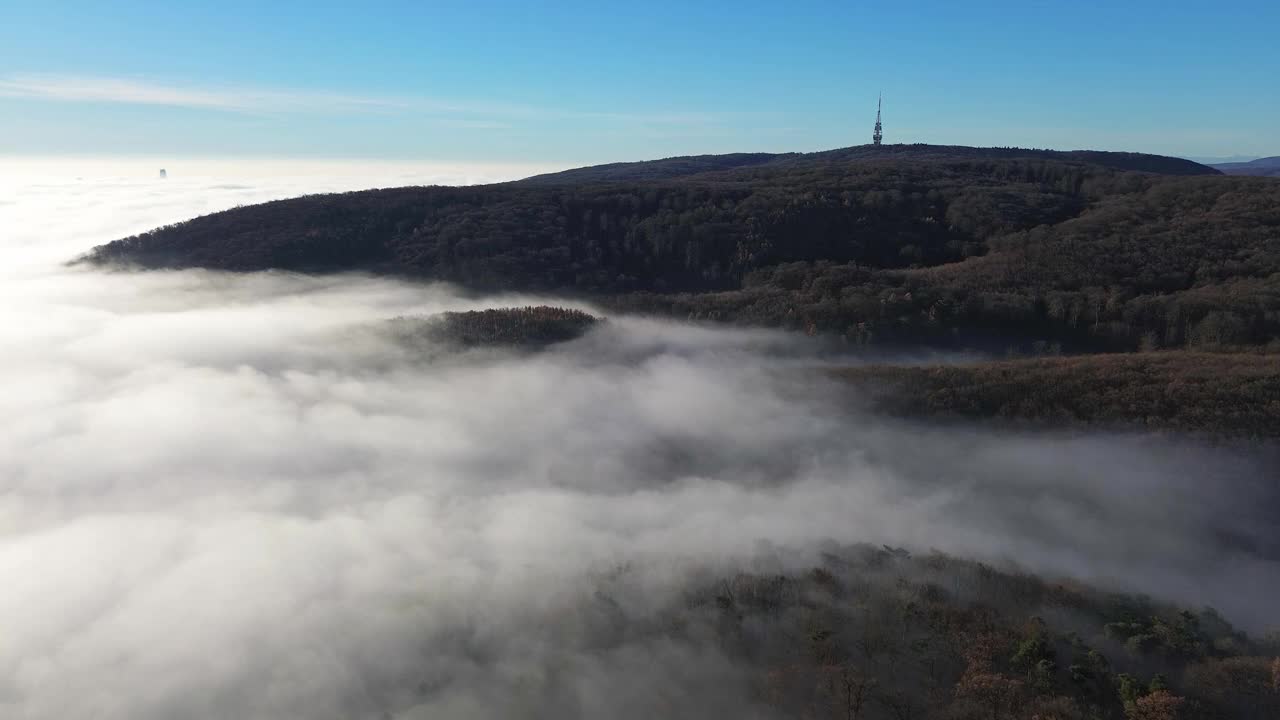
left=519, top=144, right=1219, bottom=184
left=86, top=147, right=1279, bottom=353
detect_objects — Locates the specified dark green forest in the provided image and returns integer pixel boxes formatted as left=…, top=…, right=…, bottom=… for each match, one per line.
left=390, top=305, right=599, bottom=349
left=87, top=145, right=1278, bottom=354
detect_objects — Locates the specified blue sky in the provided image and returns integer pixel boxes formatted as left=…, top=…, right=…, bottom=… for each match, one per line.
left=2, top=0, right=1277, bottom=165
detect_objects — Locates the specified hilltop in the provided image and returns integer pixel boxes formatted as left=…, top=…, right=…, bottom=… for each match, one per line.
left=518, top=151, right=789, bottom=185
left=520, top=143, right=1218, bottom=185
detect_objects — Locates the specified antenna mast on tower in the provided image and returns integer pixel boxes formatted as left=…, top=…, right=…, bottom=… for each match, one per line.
left=872, top=93, right=883, bottom=146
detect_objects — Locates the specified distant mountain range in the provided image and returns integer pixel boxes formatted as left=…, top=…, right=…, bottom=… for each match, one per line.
left=1210, top=156, right=1280, bottom=177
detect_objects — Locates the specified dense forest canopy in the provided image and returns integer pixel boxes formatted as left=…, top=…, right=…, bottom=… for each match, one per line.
left=390, top=305, right=600, bottom=349
left=834, top=351, right=1280, bottom=438
left=86, top=144, right=1279, bottom=353
left=619, top=543, right=1280, bottom=720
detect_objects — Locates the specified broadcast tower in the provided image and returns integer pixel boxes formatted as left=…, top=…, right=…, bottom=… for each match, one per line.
left=872, top=94, right=883, bottom=146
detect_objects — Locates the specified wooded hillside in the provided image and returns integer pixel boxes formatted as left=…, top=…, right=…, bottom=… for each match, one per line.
left=86, top=145, right=1278, bottom=353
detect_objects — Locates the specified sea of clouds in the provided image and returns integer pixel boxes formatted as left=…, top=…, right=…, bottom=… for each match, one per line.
left=0, top=161, right=1276, bottom=719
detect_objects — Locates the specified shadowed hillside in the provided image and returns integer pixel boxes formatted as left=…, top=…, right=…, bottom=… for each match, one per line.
left=85, top=147, right=1276, bottom=353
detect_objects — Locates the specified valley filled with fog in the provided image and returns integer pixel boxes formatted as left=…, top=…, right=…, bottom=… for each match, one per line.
left=1, top=168, right=1277, bottom=719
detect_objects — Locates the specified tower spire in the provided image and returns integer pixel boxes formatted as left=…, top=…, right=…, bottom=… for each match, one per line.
left=873, top=93, right=883, bottom=146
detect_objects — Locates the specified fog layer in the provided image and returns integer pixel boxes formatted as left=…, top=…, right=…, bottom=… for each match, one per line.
left=1, top=169, right=1276, bottom=719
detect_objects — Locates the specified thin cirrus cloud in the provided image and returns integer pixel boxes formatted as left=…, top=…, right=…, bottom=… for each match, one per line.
left=0, top=72, right=731, bottom=130
left=0, top=72, right=447, bottom=115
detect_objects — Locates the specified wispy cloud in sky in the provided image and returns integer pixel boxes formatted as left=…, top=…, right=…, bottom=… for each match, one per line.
left=0, top=72, right=781, bottom=161
left=0, top=73, right=420, bottom=115
left=0, top=73, right=734, bottom=129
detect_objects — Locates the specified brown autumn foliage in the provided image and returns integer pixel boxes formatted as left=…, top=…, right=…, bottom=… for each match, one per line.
left=831, top=351, right=1280, bottom=437
left=1180, top=656, right=1280, bottom=719
left=1126, top=690, right=1186, bottom=720
left=953, top=647, right=1024, bottom=720
left=646, top=544, right=1275, bottom=719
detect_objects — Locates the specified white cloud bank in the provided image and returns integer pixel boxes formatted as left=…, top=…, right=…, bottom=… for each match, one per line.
left=0, top=169, right=1276, bottom=719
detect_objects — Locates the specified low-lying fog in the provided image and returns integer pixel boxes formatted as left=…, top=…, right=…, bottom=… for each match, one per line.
left=1, top=166, right=1276, bottom=719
